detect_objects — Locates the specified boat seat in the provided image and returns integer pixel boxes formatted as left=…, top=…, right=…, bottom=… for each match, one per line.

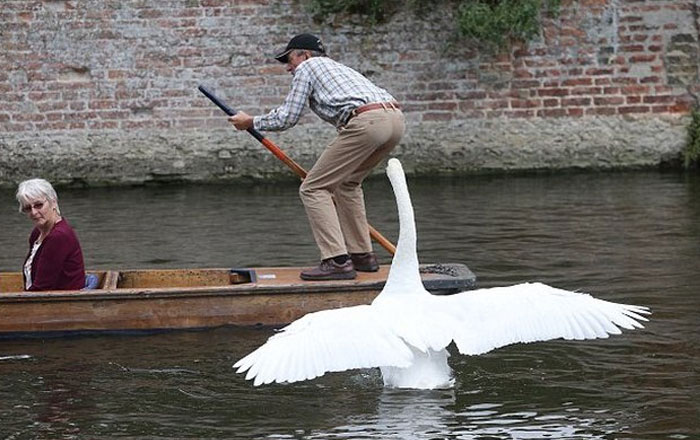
left=102, top=271, right=120, bottom=290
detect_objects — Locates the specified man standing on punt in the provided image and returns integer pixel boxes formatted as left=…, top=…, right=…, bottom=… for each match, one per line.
left=229, top=33, right=405, bottom=281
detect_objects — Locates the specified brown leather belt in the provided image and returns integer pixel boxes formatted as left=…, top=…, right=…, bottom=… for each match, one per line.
left=349, top=101, right=401, bottom=121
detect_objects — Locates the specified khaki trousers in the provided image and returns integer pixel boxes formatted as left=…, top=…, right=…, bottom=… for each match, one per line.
left=300, top=108, right=405, bottom=259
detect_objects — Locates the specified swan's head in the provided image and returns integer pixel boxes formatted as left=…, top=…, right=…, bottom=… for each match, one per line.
left=386, top=158, right=404, bottom=181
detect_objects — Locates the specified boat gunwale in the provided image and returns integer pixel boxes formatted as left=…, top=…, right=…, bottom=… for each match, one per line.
left=0, top=264, right=476, bottom=303
left=0, top=280, right=388, bottom=302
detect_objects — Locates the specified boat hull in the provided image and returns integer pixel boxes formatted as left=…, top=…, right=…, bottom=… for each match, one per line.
left=0, top=264, right=476, bottom=337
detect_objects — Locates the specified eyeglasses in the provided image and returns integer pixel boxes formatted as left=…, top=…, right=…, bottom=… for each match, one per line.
left=21, top=200, right=46, bottom=213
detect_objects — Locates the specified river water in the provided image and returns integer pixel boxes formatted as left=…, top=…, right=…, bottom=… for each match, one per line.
left=0, top=169, right=698, bottom=439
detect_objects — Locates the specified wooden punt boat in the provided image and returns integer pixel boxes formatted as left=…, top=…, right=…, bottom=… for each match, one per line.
left=0, top=264, right=475, bottom=338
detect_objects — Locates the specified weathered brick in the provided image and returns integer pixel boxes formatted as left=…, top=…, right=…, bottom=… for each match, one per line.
left=612, top=77, right=640, bottom=85
left=640, top=76, right=662, bottom=84
left=422, top=112, right=453, bottom=121
left=428, top=102, right=458, bottom=111
left=586, top=107, right=617, bottom=116
left=669, top=101, right=692, bottom=113
left=620, top=15, right=643, bottom=23
left=562, top=78, right=593, bottom=87
left=511, top=99, right=541, bottom=108
left=651, top=105, right=670, bottom=113
left=595, top=96, right=625, bottom=106
left=586, top=68, right=614, bottom=76
left=538, top=108, right=568, bottom=118
left=538, top=88, right=569, bottom=97
left=622, top=85, right=650, bottom=94
left=628, top=54, right=656, bottom=63
left=571, top=87, right=602, bottom=95
left=618, top=105, right=650, bottom=114
left=619, top=44, right=646, bottom=53
left=562, top=97, right=592, bottom=107
left=36, top=102, right=68, bottom=112
left=511, top=80, right=541, bottom=89
left=13, top=113, right=45, bottom=122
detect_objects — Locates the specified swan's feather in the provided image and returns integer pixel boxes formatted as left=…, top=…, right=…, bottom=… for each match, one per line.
left=234, top=305, right=414, bottom=386
left=437, top=282, right=649, bottom=355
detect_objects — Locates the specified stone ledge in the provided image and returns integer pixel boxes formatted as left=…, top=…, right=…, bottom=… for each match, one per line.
left=0, top=115, right=688, bottom=187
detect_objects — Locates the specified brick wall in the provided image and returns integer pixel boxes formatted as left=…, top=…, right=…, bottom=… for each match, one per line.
left=0, top=0, right=698, bottom=186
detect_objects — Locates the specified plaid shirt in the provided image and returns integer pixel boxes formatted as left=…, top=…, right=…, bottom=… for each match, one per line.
left=254, top=57, right=395, bottom=131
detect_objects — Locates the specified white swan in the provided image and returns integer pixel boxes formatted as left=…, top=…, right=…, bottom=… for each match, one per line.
left=234, top=158, right=650, bottom=389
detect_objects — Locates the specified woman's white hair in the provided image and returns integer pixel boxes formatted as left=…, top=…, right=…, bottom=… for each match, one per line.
left=16, top=178, right=61, bottom=215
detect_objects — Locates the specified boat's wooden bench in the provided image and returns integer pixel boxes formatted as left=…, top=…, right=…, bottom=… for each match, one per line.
left=114, top=268, right=253, bottom=289
left=102, top=271, right=120, bottom=290
left=0, top=272, right=23, bottom=292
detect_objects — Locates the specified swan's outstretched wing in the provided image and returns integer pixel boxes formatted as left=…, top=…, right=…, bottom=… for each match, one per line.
left=437, top=282, right=650, bottom=356
left=234, top=304, right=414, bottom=386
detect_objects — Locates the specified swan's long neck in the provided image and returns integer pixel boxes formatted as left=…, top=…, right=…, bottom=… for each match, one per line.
left=381, top=159, right=425, bottom=295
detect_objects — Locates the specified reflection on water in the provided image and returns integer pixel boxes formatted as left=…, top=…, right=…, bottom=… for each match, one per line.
left=314, top=388, right=615, bottom=439
left=1, top=170, right=699, bottom=439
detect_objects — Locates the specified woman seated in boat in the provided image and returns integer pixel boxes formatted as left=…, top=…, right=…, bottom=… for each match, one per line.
left=16, top=178, right=85, bottom=291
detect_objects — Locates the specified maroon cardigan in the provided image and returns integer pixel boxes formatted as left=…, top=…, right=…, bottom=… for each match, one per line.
left=23, top=219, right=85, bottom=291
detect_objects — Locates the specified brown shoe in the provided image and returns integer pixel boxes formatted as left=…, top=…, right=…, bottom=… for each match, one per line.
left=300, top=258, right=357, bottom=281
left=350, top=252, right=379, bottom=272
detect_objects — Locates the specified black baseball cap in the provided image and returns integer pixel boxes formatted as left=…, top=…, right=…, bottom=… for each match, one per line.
left=274, top=33, right=325, bottom=63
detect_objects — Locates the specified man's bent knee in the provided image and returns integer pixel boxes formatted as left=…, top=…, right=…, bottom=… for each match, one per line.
left=299, top=181, right=328, bottom=205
